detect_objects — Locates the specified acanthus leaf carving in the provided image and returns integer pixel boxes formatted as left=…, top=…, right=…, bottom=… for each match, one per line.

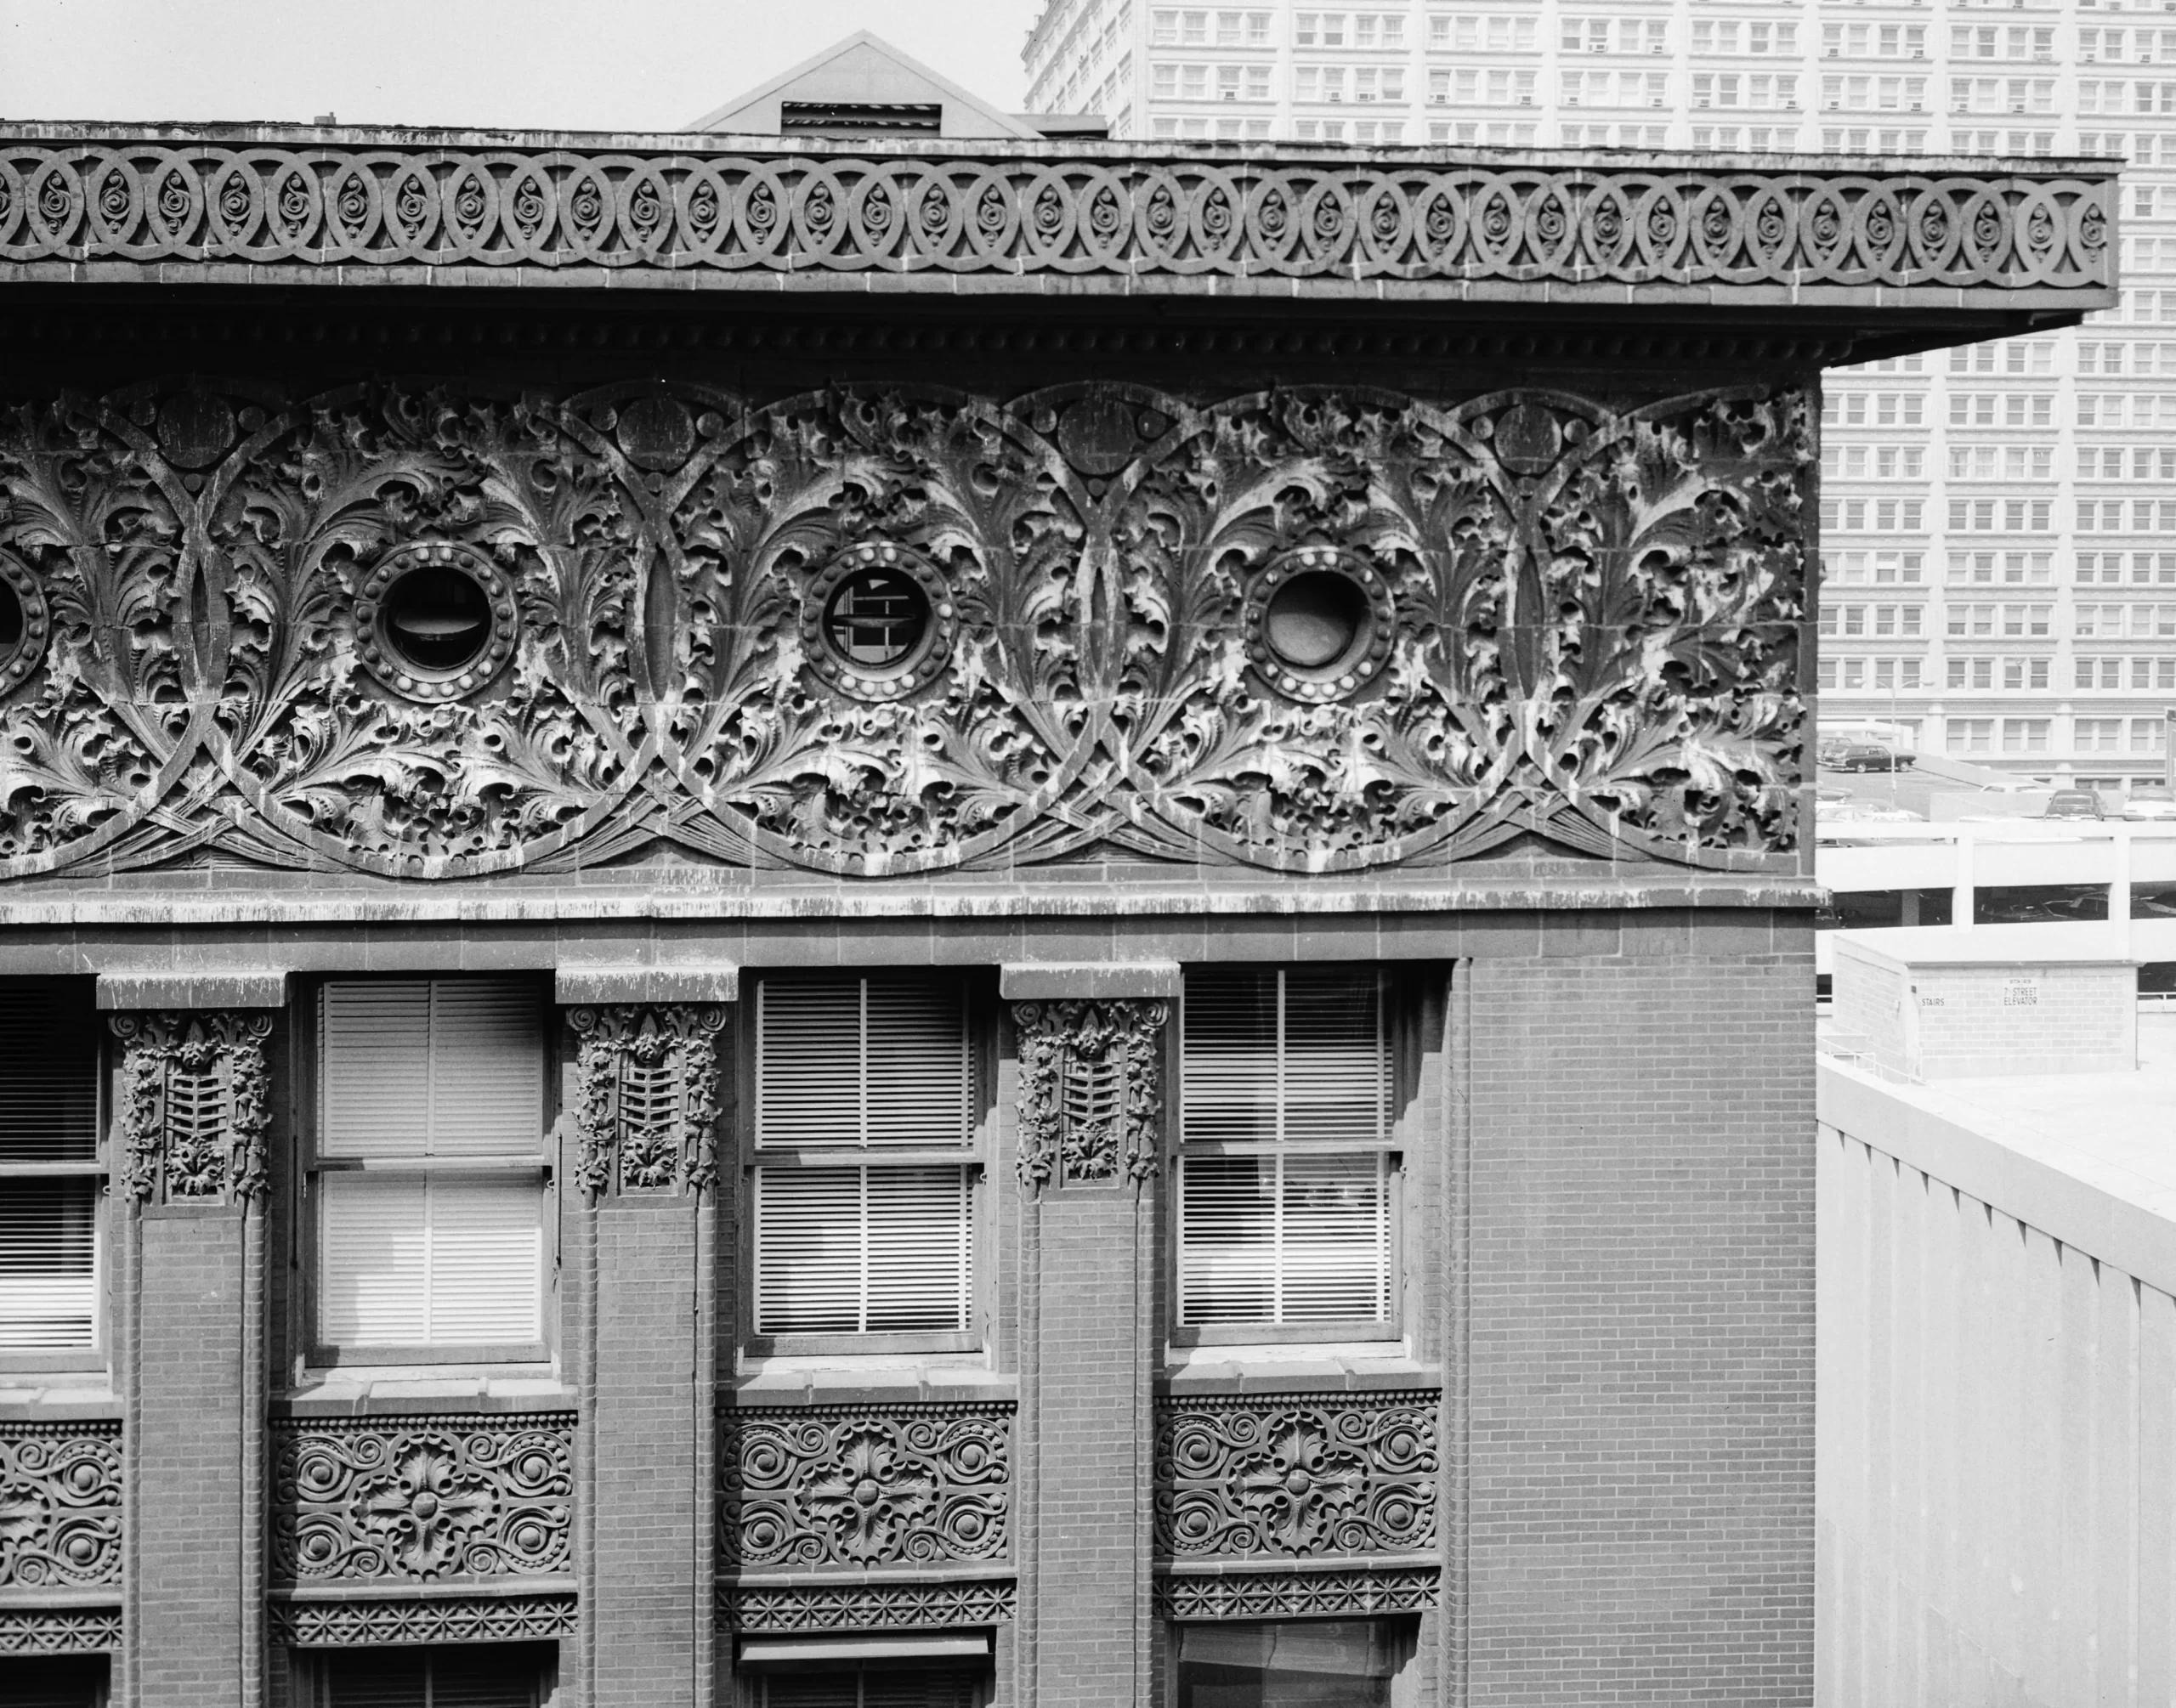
left=1012, top=997, right=1168, bottom=1189
left=568, top=1003, right=728, bottom=1201
left=0, top=379, right=1810, bottom=884
left=108, top=1009, right=275, bottom=1206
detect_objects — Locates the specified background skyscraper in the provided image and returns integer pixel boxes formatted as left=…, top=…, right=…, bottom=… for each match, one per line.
left=1023, top=1, right=2167, bottom=788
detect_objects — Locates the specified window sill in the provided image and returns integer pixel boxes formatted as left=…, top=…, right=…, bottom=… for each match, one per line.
left=0, top=1374, right=118, bottom=1418
left=732, top=1351, right=1013, bottom=1408
left=278, top=1365, right=574, bottom=1417
left=1159, top=1341, right=1440, bottom=1396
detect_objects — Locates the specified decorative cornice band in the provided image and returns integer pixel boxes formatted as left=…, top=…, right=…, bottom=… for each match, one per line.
left=1155, top=1564, right=1440, bottom=1620
left=719, top=1576, right=1016, bottom=1633
left=270, top=1592, right=578, bottom=1647
left=0, top=1605, right=122, bottom=1653
left=0, top=142, right=2111, bottom=303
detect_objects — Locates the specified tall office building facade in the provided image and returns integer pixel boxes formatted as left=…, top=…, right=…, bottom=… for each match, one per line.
left=1024, top=0, right=2172, bottom=786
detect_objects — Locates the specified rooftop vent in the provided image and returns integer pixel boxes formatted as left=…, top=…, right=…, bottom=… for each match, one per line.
left=779, top=101, right=942, bottom=138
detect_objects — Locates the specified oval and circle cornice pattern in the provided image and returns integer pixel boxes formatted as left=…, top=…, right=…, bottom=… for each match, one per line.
left=0, top=377, right=1809, bottom=881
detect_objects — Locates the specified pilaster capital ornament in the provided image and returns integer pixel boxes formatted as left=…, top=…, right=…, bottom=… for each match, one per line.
left=107, top=1010, right=275, bottom=1207
left=1011, top=998, right=1169, bottom=1191
left=566, top=1003, right=728, bottom=1202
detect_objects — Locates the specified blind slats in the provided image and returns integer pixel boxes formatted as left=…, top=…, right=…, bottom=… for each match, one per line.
left=320, top=1174, right=541, bottom=1347
left=756, top=976, right=969, bottom=1149
left=0, top=981, right=99, bottom=1161
left=323, top=1647, right=546, bottom=1708
left=753, top=1165, right=969, bottom=1337
left=320, top=979, right=542, bottom=1159
left=0, top=1179, right=97, bottom=1349
left=1177, top=968, right=1392, bottom=1329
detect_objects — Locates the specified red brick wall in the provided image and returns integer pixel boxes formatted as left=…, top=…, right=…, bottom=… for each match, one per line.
left=1462, top=924, right=1816, bottom=1705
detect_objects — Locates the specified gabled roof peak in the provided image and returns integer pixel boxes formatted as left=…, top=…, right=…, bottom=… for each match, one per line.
left=686, top=30, right=1052, bottom=140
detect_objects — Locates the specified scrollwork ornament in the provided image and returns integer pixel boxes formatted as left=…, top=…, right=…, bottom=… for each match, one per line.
left=567, top=1004, right=728, bottom=1201
left=107, top=1010, right=275, bottom=1206
left=0, top=1423, right=122, bottom=1589
left=1153, top=1392, right=1438, bottom=1561
left=1012, top=998, right=1169, bottom=1189
left=722, top=1403, right=1012, bottom=1571
left=271, top=1415, right=574, bottom=1585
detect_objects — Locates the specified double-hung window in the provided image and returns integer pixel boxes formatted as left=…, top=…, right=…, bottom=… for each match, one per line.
left=749, top=975, right=978, bottom=1350
left=314, top=978, right=550, bottom=1360
left=1176, top=968, right=1396, bottom=1340
left=0, top=982, right=102, bottom=1356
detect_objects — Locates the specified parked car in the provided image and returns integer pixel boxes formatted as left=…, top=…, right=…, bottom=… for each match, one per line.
left=1837, top=744, right=1915, bottom=772
left=2042, top=789, right=2105, bottom=820
left=1816, top=799, right=1923, bottom=823
left=1816, top=740, right=1852, bottom=769
left=2122, top=784, right=2176, bottom=822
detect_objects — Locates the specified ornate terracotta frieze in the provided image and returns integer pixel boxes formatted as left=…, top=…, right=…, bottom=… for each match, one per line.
left=269, top=1592, right=577, bottom=1649
left=568, top=1004, right=728, bottom=1201
left=1012, top=998, right=1167, bottom=1189
left=1153, top=1392, right=1439, bottom=1562
left=0, top=380, right=1810, bottom=881
left=1156, top=1564, right=1439, bottom=1620
left=719, top=1577, right=1016, bottom=1635
left=0, top=1421, right=122, bottom=1590
left=0, top=144, right=2111, bottom=297
left=722, top=1403, right=1012, bottom=1572
left=270, top=1414, right=575, bottom=1586
left=108, top=1010, right=274, bottom=1207
left=0, top=1607, right=122, bottom=1653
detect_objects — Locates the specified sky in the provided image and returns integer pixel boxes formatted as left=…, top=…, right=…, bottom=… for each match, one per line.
left=0, top=0, right=1046, bottom=131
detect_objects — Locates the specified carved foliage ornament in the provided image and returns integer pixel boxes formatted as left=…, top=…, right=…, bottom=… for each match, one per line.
left=109, top=1010, right=274, bottom=1206
left=272, top=1415, right=574, bottom=1584
left=0, top=146, right=2111, bottom=291
left=1012, top=998, right=1168, bottom=1189
left=723, top=1404, right=1011, bottom=1571
left=0, top=1422, right=121, bottom=1590
left=569, top=1004, right=728, bottom=1201
left=1154, top=1392, right=1438, bottom=1561
left=0, top=381, right=1808, bottom=880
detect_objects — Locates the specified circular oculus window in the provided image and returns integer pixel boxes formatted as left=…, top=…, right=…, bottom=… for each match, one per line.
left=354, top=543, right=518, bottom=702
left=1244, top=547, right=1394, bottom=703
left=0, top=554, right=50, bottom=697
left=802, top=543, right=957, bottom=701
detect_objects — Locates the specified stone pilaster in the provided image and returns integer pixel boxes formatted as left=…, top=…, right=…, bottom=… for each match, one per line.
left=1006, top=964, right=1174, bottom=1708
left=564, top=989, right=729, bottom=1708
left=107, top=1003, right=278, bottom=1708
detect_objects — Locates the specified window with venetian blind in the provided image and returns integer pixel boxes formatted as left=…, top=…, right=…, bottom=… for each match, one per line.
left=0, top=982, right=103, bottom=1355
left=751, top=975, right=976, bottom=1344
left=1176, top=968, right=1396, bottom=1337
left=310, top=1643, right=554, bottom=1707
left=758, top=1671, right=978, bottom=1708
left=315, top=979, right=548, bottom=1355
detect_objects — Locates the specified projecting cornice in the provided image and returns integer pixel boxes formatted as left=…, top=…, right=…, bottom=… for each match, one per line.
left=0, top=128, right=2117, bottom=312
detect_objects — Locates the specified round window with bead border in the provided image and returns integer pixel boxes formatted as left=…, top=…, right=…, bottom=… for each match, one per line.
left=802, top=542, right=958, bottom=702
left=354, top=542, right=519, bottom=703
left=0, top=552, right=52, bottom=697
left=1244, top=546, right=1395, bottom=703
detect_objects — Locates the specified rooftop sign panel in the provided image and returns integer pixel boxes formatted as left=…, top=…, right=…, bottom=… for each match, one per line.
left=0, top=131, right=2116, bottom=311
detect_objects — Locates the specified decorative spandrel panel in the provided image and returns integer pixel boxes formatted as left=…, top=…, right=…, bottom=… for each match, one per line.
left=0, top=1422, right=122, bottom=1592
left=1153, top=1392, right=1439, bottom=1561
left=721, top=1403, right=1012, bottom=1572
left=0, top=379, right=1809, bottom=881
left=270, top=1414, right=575, bottom=1586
